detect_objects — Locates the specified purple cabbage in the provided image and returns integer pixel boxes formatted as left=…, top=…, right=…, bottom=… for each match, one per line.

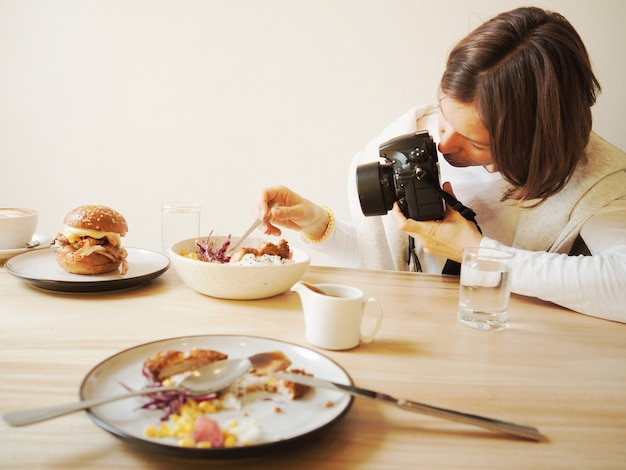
left=195, top=232, right=232, bottom=264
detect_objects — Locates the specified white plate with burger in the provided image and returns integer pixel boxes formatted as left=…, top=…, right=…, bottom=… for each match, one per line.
left=5, top=246, right=169, bottom=292
left=79, top=335, right=354, bottom=457
left=5, top=204, right=169, bottom=292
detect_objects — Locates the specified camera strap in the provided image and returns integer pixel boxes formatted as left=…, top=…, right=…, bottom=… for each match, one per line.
left=436, top=189, right=483, bottom=235
left=408, top=185, right=482, bottom=275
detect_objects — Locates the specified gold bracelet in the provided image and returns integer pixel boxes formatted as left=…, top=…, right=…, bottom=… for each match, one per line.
left=301, top=206, right=335, bottom=244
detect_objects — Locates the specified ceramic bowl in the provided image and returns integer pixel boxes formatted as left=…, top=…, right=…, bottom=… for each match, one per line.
left=169, top=236, right=311, bottom=300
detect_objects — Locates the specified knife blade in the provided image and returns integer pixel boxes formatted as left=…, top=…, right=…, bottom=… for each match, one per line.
left=274, top=372, right=544, bottom=442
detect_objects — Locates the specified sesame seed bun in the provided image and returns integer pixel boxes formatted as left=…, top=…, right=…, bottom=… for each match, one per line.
left=63, top=205, right=128, bottom=235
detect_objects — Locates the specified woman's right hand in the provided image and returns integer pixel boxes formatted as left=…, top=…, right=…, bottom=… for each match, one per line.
left=255, top=185, right=330, bottom=239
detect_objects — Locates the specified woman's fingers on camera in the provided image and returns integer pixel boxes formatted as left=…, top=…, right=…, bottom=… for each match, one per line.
left=442, top=181, right=455, bottom=197
left=391, top=204, right=415, bottom=232
left=392, top=203, right=442, bottom=240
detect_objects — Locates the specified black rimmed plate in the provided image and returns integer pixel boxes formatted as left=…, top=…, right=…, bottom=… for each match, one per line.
left=5, top=247, right=169, bottom=292
left=80, top=335, right=354, bottom=457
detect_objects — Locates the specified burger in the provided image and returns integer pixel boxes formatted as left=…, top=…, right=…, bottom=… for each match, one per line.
left=53, top=205, right=129, bottom=275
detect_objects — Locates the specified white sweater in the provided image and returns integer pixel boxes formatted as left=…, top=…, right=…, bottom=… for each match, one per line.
left=311, top=106, right=626, bottom=323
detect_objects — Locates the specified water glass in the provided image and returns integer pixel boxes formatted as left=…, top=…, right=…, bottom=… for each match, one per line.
left=457, top=246, right=514, bottom=331
left=161, top=202, right=201, bottom=254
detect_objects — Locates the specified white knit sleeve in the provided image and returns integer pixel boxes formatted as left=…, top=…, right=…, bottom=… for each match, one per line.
left=481, top=199, right=626, bottom=322
left=305, top=219, right=360, bottom=268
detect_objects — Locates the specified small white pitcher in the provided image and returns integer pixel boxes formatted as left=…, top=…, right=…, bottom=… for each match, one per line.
left=292, top=282, right=383, bottom=350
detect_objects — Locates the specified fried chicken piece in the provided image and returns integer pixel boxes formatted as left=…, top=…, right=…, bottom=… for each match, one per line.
left=257, top=239, right=290, bottom=258
left=143, top=348, right=228, bottom=383
left=273, top=368, right=311, bottom=399
left=236, top=351, right=311, bottom=399
left=231, top=239, right=291, bottom=262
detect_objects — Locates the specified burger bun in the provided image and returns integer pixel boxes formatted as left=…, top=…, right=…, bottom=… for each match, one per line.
left=63, top=205, right=128, bottom=234
left=55, top=249, right=122, bottom=275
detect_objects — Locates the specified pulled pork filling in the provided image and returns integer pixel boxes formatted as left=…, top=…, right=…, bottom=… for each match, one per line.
left=54, top=234, right=128, bottom=274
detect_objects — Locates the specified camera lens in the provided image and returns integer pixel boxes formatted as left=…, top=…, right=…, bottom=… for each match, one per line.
left=356, top=162, right=396, bottom=216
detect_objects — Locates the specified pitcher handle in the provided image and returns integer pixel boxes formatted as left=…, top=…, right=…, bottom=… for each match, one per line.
left=360, top=297, right=383, bottom=343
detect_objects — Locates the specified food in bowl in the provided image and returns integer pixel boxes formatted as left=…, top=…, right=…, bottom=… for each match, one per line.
left=169, top=235, right=310, bottom=300
left=52, top=204, right=129, bottom=275
left=184, top=233, right=292, bottom=266
left=231, top=239, right=291, bottom=265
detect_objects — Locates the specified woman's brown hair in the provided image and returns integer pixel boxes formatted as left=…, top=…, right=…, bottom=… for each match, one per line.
left=440, top=7, right=601, bottom=203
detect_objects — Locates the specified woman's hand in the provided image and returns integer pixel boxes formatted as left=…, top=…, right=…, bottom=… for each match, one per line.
left=255, top=185, right=330, bottom=239
left=390, top=182, right=484, bottom=262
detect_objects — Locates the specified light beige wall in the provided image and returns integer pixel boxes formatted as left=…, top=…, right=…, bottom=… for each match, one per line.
left=1, top=0, right=624, bottom=265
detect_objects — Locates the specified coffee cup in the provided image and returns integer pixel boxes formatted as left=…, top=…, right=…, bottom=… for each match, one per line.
left=292, top=282, right=383, bottom=350
left=0, top=208, right=38, bottom=249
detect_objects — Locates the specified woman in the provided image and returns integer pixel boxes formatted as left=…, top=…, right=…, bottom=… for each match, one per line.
left=255, top=7, right=626, bottom=322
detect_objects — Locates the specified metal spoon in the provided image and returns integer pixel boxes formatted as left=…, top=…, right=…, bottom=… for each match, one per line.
left=227, top=203, right=275, bottom=255
left=3, top=358, right=252, bottom=427
left=227, top=215, right=265, bottom=255
left=26, top=239, right=41, bottom=249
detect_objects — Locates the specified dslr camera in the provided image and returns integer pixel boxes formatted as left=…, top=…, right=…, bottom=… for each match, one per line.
left=356, top=131, right=444, bottom=221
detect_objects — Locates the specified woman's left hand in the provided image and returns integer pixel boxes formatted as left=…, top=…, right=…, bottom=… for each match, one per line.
left=390, top=182, right=484, bottom=262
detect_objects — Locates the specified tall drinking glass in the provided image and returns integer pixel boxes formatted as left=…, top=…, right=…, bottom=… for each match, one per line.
left=458, top=246, right=514, bottom=331
left=161, top=202, right=201, bottom=254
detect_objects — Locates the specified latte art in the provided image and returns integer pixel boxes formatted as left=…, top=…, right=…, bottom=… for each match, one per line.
left=0, top=208, right=35, bottom=218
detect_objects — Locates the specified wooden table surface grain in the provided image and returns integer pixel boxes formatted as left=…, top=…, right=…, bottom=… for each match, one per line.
left=1, top=258, right=625, bottom=469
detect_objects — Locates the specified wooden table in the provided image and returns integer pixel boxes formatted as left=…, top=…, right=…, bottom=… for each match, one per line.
left=1, top=256, right=625, bottom=469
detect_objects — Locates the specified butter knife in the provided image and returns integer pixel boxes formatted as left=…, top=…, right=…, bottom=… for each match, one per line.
left=274, top=373, right=544, bottom=442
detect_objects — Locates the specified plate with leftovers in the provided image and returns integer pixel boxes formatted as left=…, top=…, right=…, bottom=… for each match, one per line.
left=0, top=233, right=52, bottom=261
left=80, top=335, right=354, bottom=457
left=5, top=247, right=169, bottom=292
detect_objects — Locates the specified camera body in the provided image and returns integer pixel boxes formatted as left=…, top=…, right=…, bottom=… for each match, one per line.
left=356, top=130, right=444, bottom=221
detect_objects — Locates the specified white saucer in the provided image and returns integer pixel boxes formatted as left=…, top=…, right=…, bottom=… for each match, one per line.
left=0, top=233, right=52, bottom=261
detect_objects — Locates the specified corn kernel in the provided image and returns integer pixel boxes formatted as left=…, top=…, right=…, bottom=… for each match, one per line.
left=224, top=434, right=237, bottom=448
left=180, top=403, right=201, bottom=419
left=175, top=421, right=193, bottom=437
left=144, top=425, right=158, bottom=437
left=197, top=441, right=213, bottom=449
left=159, top=422, right=172, bottom=437
left=198, top=401, right=217, bottom=413
left=178, top=437, right=196, bottom=448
